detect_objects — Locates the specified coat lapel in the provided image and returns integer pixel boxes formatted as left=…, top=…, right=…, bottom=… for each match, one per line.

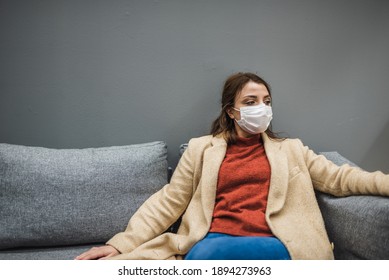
left=199, top=136, right=227, bottom=226
left=262, top=133, right=289, bottom=216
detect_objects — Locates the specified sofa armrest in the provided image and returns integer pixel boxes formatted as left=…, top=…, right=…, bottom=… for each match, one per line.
left=316, top=152, right=389, bottom=259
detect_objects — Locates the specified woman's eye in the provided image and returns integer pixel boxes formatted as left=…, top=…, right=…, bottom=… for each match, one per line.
left=264, top=100, right=271, bottom=106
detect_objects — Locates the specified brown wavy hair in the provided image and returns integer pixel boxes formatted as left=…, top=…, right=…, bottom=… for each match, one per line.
left=210, top=72, right=283, bottom=144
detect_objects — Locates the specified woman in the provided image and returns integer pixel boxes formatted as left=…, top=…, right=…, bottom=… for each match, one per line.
left=76, top=72, right=389, bottom=260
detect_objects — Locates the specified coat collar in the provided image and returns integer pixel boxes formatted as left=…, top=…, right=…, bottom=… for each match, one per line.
left=210, top=133, right=228, bottom=147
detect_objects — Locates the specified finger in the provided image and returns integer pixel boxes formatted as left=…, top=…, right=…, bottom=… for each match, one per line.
left=75, top=248, right=106, bottom=260
left=76, top=252, right=101, bottom=260
left=75, top=248, right=96, bottom=260
left=99, top=252, right=116, bottom=260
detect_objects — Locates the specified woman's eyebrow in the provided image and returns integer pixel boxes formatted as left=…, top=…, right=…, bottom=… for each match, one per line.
left=241, top=95, right=271, bottom=99
left=242, top=95, right=258, bottom=99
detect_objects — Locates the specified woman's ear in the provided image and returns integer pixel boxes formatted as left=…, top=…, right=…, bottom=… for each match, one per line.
left=227, top=107, right=235, bottom=119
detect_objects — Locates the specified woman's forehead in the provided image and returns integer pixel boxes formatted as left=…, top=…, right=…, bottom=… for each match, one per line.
left=237, top=82, right=269, bottom=99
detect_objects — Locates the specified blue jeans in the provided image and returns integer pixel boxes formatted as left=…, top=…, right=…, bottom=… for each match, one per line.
left=185, top=233, right=291, bottom=260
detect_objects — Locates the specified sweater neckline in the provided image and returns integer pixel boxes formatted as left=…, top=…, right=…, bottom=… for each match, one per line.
left=234, top=134, right=262, bottom=147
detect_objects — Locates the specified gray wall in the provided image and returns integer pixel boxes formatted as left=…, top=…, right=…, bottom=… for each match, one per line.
left=1, top=0, right=388, bottom=172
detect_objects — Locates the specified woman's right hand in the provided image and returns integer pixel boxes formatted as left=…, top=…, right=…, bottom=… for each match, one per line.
left=74, top=245, right=120, bottom=260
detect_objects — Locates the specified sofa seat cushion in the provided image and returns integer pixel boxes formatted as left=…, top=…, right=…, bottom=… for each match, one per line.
left=316, top=192, right=389, bottom=259
left=0, top=243, right=103, bottom=260
left=0, top=141, right=168, bottom=250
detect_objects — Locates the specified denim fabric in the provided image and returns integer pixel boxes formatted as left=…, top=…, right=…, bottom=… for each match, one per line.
left=185, top=233, right=291, bottom=260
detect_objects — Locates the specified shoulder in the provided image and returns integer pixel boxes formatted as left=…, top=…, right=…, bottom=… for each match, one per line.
left=185, top=134, right=225, bottom=155
left=178, top=135, right=215, bottom=168
left=264, top=136, right=309, bottom=160
left=188, top=134, right=214, bottom=145
left=186, top=135, right=214, bottom=152
left=279, top=138, right=309, bottom=155
left=281, top=137, right=304, bottom=147
left=265, top=135, right=304, bottom=149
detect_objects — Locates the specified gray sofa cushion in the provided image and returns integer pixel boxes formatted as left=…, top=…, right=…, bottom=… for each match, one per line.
left=316, top=192, right=389, bottom=259
left=0, top=141, right=168, bottom=250
left=317, top=152, right=389, bottom=259
left=0, top=243, right=103, bottom=260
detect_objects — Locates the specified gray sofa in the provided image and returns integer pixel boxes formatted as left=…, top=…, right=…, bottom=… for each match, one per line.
left=0, top=142, right=388, bottom=259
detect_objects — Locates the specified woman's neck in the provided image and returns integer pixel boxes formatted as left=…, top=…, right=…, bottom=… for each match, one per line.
left=236, top=130, right=260, bottom=139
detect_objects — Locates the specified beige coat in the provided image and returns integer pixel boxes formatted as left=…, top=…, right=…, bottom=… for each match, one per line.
left=107, top=133, right=389, bottom=260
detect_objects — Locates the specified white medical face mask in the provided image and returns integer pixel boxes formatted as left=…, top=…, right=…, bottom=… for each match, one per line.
left=233, top=103, right=273, bottom=134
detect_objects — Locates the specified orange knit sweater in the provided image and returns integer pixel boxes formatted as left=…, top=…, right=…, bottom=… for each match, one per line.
left=209, top=134, right=273, bottom=236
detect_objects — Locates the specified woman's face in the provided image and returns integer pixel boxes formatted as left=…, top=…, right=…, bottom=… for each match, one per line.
left=227, top=81, right=271, bottom=138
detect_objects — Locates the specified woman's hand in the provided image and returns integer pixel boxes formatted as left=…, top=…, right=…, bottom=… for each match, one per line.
left=75, top=245, right=120, bottom=260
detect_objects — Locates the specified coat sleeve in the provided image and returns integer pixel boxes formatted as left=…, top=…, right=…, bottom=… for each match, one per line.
left=298, top=140, right=389, bottom=197
left=106, top=139, right=197, bottom=254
